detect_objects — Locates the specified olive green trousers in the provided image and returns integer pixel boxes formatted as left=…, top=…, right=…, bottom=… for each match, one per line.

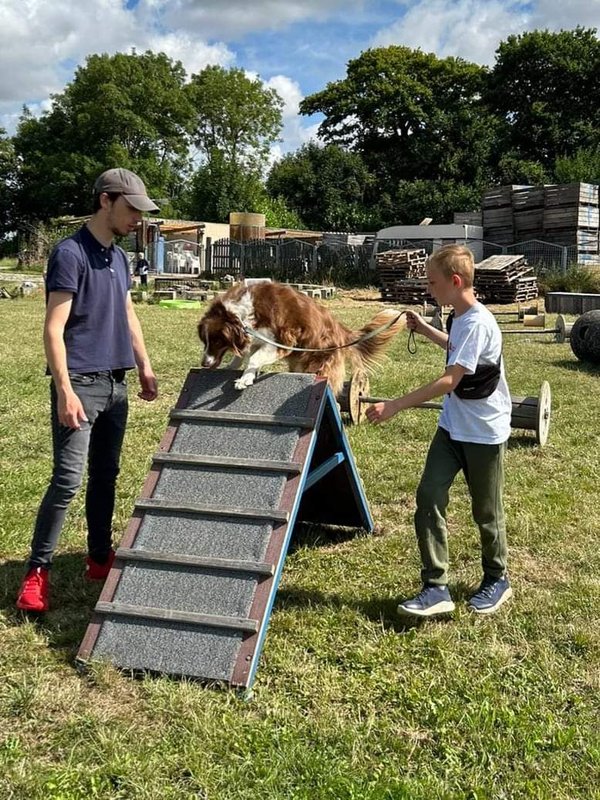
left=414, top=427, right=508, bottom=586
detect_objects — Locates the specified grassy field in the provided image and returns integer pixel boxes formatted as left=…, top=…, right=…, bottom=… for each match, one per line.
left=1, top=289, right=599, bottom=800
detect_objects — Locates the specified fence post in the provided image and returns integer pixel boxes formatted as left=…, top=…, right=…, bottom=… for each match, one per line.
left=205, top=237, right=212, bottom=276
left=240, top=242, right=246, bottom=278
left=370, top=239, right=380, bottom=270
left=561, top=246, right=568, bottom=274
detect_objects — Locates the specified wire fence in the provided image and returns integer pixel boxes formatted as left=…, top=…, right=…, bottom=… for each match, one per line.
left=202, top=236, right=587, bottom=287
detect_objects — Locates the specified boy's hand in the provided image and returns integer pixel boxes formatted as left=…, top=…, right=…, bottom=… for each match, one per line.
left=366, top=400, right=399, bottom=424
left=406, top=311, right=426, bottom=334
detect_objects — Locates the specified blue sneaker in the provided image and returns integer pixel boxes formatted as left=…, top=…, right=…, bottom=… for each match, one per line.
left=397, top=585, right=455, bottom=618
left=468, top=574, right=512, bottom=614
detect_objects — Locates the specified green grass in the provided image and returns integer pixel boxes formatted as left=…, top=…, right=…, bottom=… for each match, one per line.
left=1, top=292, right=600, bottom=800
left=0, top=257, right=45, bottom=274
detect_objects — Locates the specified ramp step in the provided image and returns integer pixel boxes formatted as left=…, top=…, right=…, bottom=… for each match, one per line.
left=116, top=547, right=275, bottom=576
left=95, top=601, right=259, bottom=633
left=152, top=452, right=302, bottom=473
left=135, top=497, right=289, bottom=522
left=170, top=409, right=315, bottom=428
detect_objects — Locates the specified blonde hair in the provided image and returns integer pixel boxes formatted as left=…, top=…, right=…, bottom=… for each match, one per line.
left=427, top=245, right=474, bottom=289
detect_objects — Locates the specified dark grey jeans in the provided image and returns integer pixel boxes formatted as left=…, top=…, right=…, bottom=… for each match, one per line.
left=414, top=426, right=508, bottom=586
left=28, top=371, right=129, bottom=569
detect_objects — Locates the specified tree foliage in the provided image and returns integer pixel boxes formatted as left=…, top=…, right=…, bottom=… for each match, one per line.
left=554, top=148, right=600, bottom=185
left=183, top=149, right=266, bottom=223
left=185, top=66, right=283, bottom=221
left=12, top=51, right=194, bottom=220
left=293, top=46, right=500, bottom=228
left=0, top=128, right=17, bottom=242
left=485, top=28, right=600, bottom=173
left=267, top=143, right=377, bottom=230
left=300, top=46, right=494, bottom=189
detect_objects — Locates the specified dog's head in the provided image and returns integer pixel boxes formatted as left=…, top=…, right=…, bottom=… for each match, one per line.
left=197, top=302, right=249, bottom=368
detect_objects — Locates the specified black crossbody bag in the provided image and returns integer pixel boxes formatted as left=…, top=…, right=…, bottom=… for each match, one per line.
left=446, top=311, right=502, bottom=400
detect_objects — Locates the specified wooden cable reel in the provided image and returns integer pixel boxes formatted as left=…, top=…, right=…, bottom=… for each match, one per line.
left=502, top=314, right=573, bottom=341
left=339, top=371, right=552, bottom=446
left=494, top=302, right=539, bottom=321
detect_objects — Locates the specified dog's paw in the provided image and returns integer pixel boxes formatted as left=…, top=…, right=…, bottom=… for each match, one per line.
left=234, top=374, right=255, bottom=390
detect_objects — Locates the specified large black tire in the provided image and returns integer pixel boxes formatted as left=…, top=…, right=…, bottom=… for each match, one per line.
left=570, top=310, right=600, bottom=364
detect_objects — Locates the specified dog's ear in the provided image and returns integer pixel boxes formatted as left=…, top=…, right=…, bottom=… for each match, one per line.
left=223, top=315, right=249, bottom=356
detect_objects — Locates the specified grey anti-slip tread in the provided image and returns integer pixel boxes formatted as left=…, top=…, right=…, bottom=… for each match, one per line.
left=134, top=497, right=289, bottom=522
left=171, top=421, right=301, bottom=462
left=132, top=513, right=273, bottom=561
left=153, top=465, right=285, bottom=510
left=169, top=408, right=315, bottom=428
left=115, top=547, right=275, bottom=576
left=151, top=452, right=303, bottom=473
left=95, top=601, right=259, bottom=633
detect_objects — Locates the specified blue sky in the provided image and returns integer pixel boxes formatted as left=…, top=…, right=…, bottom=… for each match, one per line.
left=1, top=0, right=599, bottom=158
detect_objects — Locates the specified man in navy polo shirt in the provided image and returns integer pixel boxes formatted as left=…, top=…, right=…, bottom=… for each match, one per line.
left=17, top=168, right=159, bottom=613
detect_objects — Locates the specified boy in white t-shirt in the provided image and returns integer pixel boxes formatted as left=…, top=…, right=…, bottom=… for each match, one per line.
left=367, top=245, right=512, bottom=617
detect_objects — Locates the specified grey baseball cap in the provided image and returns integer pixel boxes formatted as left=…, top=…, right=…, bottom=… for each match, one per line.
left=94, top=168, right=160, bottom=212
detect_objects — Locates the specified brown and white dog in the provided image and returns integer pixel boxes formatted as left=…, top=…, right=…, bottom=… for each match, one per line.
left=197, top=281, right=405, bottom=394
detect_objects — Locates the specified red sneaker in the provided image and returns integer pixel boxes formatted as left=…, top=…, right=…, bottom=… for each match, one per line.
left=16, top=567, right=50, bottom=612
left=85, top=549, right=115, bottom=581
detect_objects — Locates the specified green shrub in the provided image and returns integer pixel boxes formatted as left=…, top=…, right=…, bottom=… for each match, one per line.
left=538, top=265, right=600, bottom=295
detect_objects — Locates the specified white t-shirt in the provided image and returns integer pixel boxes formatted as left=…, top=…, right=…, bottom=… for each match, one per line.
left=438, top=303, right=512, bottom=445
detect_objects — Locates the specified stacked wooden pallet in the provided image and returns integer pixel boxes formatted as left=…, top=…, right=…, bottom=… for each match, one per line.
left=543, top=183, right=599, bottom=265
left=376, top=249, right=431, bottom=303
left=474, top=255, right=539, bottom=304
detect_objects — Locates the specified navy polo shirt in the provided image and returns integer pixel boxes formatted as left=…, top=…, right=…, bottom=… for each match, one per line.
left=45, top=225, right=135, bottom=373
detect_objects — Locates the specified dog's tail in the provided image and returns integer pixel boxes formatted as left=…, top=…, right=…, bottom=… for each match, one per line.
left=351, top=309, right=406, bottom=370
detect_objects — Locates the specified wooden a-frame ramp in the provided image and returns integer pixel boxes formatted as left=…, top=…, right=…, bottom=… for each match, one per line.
left=77, top=370, right=373, bottom=690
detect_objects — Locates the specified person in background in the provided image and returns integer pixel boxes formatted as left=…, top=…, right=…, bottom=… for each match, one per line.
left=16, top=168, right=159, bottom=613
left=367, top=244, right=512, bottom=618
left=136, top=251, right=150, bottom=287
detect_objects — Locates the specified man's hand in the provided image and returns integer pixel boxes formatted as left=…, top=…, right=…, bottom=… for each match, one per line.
left=58, top=390, right=89, bottom=429
left=137, top=367, right=158, bottom=401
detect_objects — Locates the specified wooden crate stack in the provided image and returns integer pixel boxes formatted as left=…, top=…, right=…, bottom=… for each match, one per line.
left=474, top=255, right=539, bottom=304
left=512, top=186, right=545, bottom=239
left=376, top=248, right=431, bottom=303
left=543, top=183, right=600, bottom=266
left=482, top=185, right=523, bottom=245
left=482, top=183, right=600, bottom=265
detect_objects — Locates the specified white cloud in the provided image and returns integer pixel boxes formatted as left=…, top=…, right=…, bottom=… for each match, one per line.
left=371, top=0, right=600, bottom=66
left=146, top=32, right=235, bottom=76
left=161, top=0, right=360, bottom=39
left=371, top=0, right=531, bottom=65
left=532, top=0, right=600, bottom=29
left=265, top=75, right=321, bottom=161
left=0, top=0, right=137, bottom=103
left=0, top=0, right=236, bottom=133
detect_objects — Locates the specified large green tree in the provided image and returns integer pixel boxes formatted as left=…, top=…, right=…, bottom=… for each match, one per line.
left=185, top=66, right=283, bottom=222
left=13, top=51, right=194, bottom=220
left=301, top=47, right=494, bottom=189
left=267, top=142, right=377, bottom=230
left=485, top=27, right=600, bottom=176
left=0, top=128, right=17, bottom=243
